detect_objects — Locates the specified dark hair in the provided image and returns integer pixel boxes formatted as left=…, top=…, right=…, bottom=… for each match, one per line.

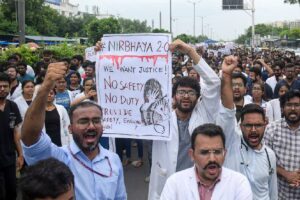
left=272, top=61, right=285, bottom=69
left=232, top=72, right=247, bottom=86
left=285, top=63, right=295, bottom=69
left=280, top=89, right=300, bottom=108
left=22, top=80, right=35, bottom=89
left=86, top=62, right=95, bottom=70
left=240, top=103, right=266, bottom=122
left=83, top=77, right=94, bottom=86
left=172, top=76, right=200, bottom=98
left=72, top=55, right=84, bottom=63
left=69, top=101, right=102, bottom=123
left=6, top=65, right=17, bottom=72
left=0, top=72, right=11, bottom=84
left=69, top=71, right=82, bottom=83
left=249, top=67, right=261, bottom=77
left=17, top=61, right=27, bottom=69
left=191, top=123, right=225, bottom=150
left=19, top=158, right=74, bottom=200
left=7, top=55, right=18, bottom=62
left=61, top=57, right=71, bottom=64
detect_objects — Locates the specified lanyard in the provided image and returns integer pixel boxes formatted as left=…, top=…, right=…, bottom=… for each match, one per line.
left=68, top=146, right=112, bottom=177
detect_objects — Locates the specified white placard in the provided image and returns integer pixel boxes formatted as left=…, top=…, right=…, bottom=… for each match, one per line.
left=85, top=46, right=96, bottom=62
left=96, top=33, right=172, bottom=140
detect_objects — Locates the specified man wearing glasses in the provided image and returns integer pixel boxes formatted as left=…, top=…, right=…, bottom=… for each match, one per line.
left=21, top=62, right=127, bottom=199
left=149, top=39, right=221, bottom=199
left=160, top=123, right=252, bottom=200
left=217, top=56, right=277, bottom=200
left=264, top=90, right=300, bottom=200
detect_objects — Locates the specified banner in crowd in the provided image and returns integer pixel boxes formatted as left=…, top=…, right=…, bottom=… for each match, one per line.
left=96, top=33, right=172, bottom=140
left=85, top=46, right=97, bottom=62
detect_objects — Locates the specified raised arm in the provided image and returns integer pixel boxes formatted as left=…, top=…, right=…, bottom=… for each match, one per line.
left=21, top=63, right=67, bottom=146
left=169, top=39, right=200, bottom=65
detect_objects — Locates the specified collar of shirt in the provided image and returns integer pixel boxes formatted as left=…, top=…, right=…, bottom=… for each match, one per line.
left=241, top=137, right=265, bottom=153
left=195, top=166, right=221, bottom=200
left=282, top=118, right=300, bottom=132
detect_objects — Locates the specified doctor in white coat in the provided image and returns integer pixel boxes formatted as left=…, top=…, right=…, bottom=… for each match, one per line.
left=148, top=39, right=221, bottom=200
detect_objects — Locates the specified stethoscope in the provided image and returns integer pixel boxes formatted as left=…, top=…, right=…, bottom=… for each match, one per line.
left=240, top=138, right=274, bottom=175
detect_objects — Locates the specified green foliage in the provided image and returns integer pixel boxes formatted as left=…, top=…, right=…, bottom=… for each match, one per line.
left=280, top=28, right=300, bottom=39
left=284, top=0, right=300, bottom=4
left=118, top=18, right=151, bottom=33
left=175, top=34, right=208, bottom=44
left=152, top=28, right=169, bottom=33
left=87, top=17, right=121, bottom=44
left=0, top=45, right=40, bottom=66
left=46, top=43, right=86, bottom=59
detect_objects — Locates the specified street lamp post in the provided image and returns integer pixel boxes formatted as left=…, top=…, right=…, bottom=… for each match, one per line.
left=188, top=0, right=200, bottom=38
left=17, top=0, right=25, bottom=44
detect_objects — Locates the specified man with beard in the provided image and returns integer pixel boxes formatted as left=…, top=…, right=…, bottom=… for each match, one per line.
left=6, top=65, right=22, bottom=101
left=21, top=62, right=126, bottom=200
left=217, top=56, right=278, bottom=200
left=273, top=63, right=300, bottom=98
left=264, top=90, right=300, bottom=200
left=0, top=72, right=24, bottom=200
left=231, top=72, right=251, bottom=121
left=160, top=124, right=252, bottom=200
left=265, top=61, right=285, bottom=93
left=148, top=39, right=220, bottom=200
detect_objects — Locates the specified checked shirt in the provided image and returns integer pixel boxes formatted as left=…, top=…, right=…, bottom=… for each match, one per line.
left=264, top=118, right=300, bottom=200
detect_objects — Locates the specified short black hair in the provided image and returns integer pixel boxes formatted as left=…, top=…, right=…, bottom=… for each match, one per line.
left=280, top=89, right=300, bottom=108
left=0, top=72, right=11, bottom=84
left=191, top=123, right=225, bottom=150
left=172, top=76, right=200, bottom=98
left=19, top=158, right=74, bottom=200
left=69, top=101, right=102, bottom=123
left=17, top=61, right=27, bottom=69
left=72, top=55, right=84, bottom=63
left=22, top=80, right=35, bottom=89
left=83, top=77, right=94, bottom=86
left=42, top=50, right=53, bottom=56
left=272, top=60, right=285, bottom=69
left=285, top=63, right=295, bottom=69
left=249, top=67, right=261, bottom=77
left=240, top=103, right=266, bottom=122
left=60, top=57, right=71, bottom=64
left=232, top=72, right=247, bottom=86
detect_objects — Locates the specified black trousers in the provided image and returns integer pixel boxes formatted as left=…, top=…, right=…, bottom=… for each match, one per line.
left=0, top=164, right=16, bottom=200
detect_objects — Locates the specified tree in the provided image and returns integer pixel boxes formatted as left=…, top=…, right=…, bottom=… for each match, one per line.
left=87, top=17, right=121, bottom=44
left=152, top=28, right=169, bottom=33
left=284, top=0, right=300, bottom=4
left=118, top=18, right=151, bottom=33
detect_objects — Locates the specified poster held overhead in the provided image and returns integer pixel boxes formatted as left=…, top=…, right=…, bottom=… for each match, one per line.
left=96, top=33, right=172, bottom=141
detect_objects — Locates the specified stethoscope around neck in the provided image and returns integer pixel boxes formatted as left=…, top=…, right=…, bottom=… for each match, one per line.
left=240, top=138, right=274, bottom=175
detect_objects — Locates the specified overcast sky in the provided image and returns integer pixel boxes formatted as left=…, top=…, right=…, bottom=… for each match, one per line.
left=70, top=0, right=300, bottom=41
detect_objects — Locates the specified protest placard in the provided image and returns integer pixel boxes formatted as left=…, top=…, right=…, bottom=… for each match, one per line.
left=85, top=46, right=97, bottom=62
left=96, top=33, right=172, bottom=140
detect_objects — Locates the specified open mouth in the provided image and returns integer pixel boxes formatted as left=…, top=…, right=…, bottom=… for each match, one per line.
left=248, top=134, right=259, bottom=144
left=84, top=132, right=97, bottom=143
left=207, top=164, right=219, bottom=175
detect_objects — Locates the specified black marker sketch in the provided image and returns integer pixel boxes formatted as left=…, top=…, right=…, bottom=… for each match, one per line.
left=140, top=79, right=170, bottom=134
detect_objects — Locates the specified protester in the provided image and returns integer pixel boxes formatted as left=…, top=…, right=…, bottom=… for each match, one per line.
left=0, top=72, right=24, bottom=200
left=6, top=65, right=22, bottom=100
left=21, top=62, right=126, bottom=199
left=217, top=56, right=277, bottom=200
left=160, top=124, right=253, bottom=200
left=14, top=80, right=35, bottom=125
left=19, top=158, right=74, bottom=200
left=264, top=90, right=300, bottom=199
left=149, top=39, right=221, bottom=200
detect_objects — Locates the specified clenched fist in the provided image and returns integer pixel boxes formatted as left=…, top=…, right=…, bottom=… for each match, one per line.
left=43, top=62, right=67, bottom=89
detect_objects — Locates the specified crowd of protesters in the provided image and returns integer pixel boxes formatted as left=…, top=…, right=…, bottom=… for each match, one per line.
left=0, top=39, right=300, bottom=200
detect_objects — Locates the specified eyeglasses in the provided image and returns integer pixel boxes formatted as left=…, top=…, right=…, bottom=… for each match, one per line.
left=232, top=83, right=244, bottom=88
left=176, top=90, right=197, bottom=97
left=198, top=148, right=225, bottom=157
left=77, top=117, right=103, bottom=127
left=242, top=123, right=265, bottom=130
left=285, top=103, right=300, bottom=109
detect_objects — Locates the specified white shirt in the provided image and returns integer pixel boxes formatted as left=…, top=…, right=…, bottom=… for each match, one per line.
left=160, top=167, right=253, bottom=200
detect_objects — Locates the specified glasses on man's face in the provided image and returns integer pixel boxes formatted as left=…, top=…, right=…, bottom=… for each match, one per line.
left=176, top=90, right=197, bottom=97
left=77, top=117, right=103, bottom=128
left=198, top=148, right=224, bottom=157
left=232, top=82, right=244, bottom=88
left=242, top=123, right=265, bottom=130
left=285, top=103, right=300, bottom=109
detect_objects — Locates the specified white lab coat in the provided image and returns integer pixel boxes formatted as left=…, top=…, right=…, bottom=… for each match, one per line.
left=160, top=167, right=253, bottom=200
left=148, top=58, right=221, bottom=200
left=14, top=95, right=30, bottom=122
left=8, top=82, right=22, bottom=101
